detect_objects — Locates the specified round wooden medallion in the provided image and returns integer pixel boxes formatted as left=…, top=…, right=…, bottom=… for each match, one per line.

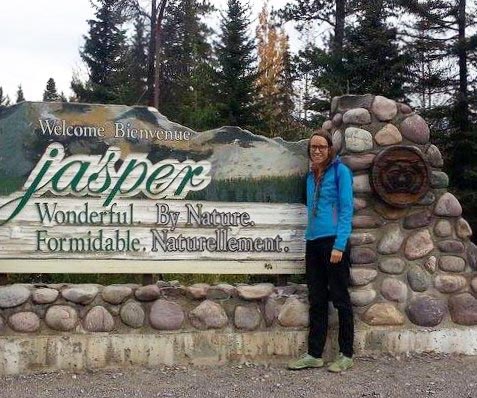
left=371, top=146, right=430, bottom=207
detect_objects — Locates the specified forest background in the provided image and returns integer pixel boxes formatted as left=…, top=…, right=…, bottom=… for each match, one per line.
left=1, top=0, right=476, bottom=283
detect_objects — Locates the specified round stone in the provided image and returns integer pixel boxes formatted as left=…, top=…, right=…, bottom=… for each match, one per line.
left=379, top=258, right=406, bottom=274
left=406, top=295, right=446, bottom=327
left=403, top=210, right=433, bottom=229
left=0, top=285, right=31, bottom=308
left=439, top=256, right=466, bottom=272
left=468, top=242, right=477, bottom=270
left=9, top=312, right=40, bottom=333
left=350, top=248, right=377, bottom=265
left=101, top=285, right=132, bottom=305
left=407, top=266, right=430, bottom=292
left=353, top=174, right=372, bottom=193
left=349, top=232, right=376, bottom=246
left=237, top=284, right=274, bottom=300
left=332, top=113, right=343, bottom=126
left=372, top=96, right=398, bottom=121
left=380, top=278, right=407, bottom=302
left=419, top=192, right=436, bottom=206
left=234, top=306, right=261, bottom=330
left=45, top=305, right=78, bottom=331
left=350, top=288, right=376, bottom=307
left=423, top=256, right=437, bottom=274
left=207, top=284, right=236, bottom=300
left=264, top=297, right=280, bottom=326
left=150, top=299, right=184, bottom=330
left=434, top=275, right=467, bottom=294
left=377, top=224, right=405, bottom=254
left=345, top=127, right=373, bottom=152
left=186, top=283, right=210, bottom=300
left=189, top=300, right=228, bottom=330
left=343, top=108, right=372, bottom=125
left=456, top=218, right=472, bottom=239
left=431, top=171, right=449, bottom=189
left=434, top=220, right=453, bottom=237
left=362, top=303, right=405, bottom=326
left=322, top=120, right=333, bottom=130
left=332, top=94, right=374, bottom=114
left=426, top=144, right=444, bottom=168
left=437, top=240, right=465, bottom=253
left=449, top=293, right=477, bottom=325
left=399, top=103, right=413, bottom=114
left=83, top=306, right=115, bottom=332
left=374, top=202, right=408, bottom=220
left=471, top=277, right=477, bottom=293
left=350, top=268, right=378, bottom=286
left=332, top=130, right=343, bottom=152
left=353, top=215, right=384, bottom=229
left=354, top=198, right=368, bottom=211
left=32, top=288, right=59, bottom=304
left=434, top=193, right=462, bottom=217
left=62, top=285, right=99, bottom=305
left=400, top=114, right=430, bottom=144
left=375, top=124, right=402, bottom=145
left=405, top=230, right=434, bottom=260
left=135, top=285, right=160, bottom=301
left=341, top=154, right=375, bottom=171
left=120, top=301, right=145, bottom=328
left=277, top=297, right=309, bottom=327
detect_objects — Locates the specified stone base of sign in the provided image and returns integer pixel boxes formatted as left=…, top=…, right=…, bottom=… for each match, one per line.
left=1, top=327, right=477, bottom=375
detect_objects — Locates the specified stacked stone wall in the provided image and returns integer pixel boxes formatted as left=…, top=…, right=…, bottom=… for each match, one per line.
left=321, top=94, right=477, bottom=327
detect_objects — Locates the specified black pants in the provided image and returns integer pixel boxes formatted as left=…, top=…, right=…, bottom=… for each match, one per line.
left=306, top=236, right=354, bottom=358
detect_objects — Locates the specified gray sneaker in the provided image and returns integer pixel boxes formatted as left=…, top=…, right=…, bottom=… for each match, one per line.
left=327, top=353, right=353, bottom=373
left=287, top=353, right=324, bottom=370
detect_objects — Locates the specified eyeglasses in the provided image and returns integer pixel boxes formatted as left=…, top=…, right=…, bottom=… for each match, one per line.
left=310, top=145, right=329, bottom=152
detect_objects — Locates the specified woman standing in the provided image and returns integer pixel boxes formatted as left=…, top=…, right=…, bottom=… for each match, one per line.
left=288, top=130, right=354, bottom=372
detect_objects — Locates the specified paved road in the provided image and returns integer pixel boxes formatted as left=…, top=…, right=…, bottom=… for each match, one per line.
left=0, top=353, right=476, bottom=398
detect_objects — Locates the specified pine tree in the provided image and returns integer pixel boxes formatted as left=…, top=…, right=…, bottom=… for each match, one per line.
left=0, top=87, right=10, bottom=108
left=158, top=0, right=218, bottom=129
left=256, top=3, right=295, bottom=138
left=216, top=0, right=259, bottom=128
left=43, top=78, right=60, bottom=102
left=72, top=0, right=128, bottom=104
left=342, top=0, right=411, bottom=100
left=16, top=85, right=25, bottom=103
left=121, top=15, right=149, bottom=105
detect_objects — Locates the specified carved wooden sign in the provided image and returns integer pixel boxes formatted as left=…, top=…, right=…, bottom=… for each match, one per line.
left=371, top=146, right=430, bottom=207
left=0, top=102, right=309, bottom=274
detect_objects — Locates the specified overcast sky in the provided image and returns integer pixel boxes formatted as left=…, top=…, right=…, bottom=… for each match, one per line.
left=0, top=0, right=299, bottom=102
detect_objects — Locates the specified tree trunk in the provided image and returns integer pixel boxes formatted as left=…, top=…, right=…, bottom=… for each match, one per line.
left=331, top=0, right=346, bottom=97
left=147, top=0, right=157, bottom=106
left=456, top=0, right=469, bottom=132
left=153, top=0, right=167, bottom=110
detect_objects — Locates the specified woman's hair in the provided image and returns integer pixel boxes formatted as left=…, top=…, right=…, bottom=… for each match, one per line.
left=307, top=129, right=336, bottom=169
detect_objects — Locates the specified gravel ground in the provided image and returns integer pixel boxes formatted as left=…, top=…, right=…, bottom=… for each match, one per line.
left=0, top=353, right=476, bottom=398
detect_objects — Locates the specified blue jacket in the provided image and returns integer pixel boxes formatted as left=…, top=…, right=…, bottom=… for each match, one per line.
left=305, top=157, right=354, bottom=251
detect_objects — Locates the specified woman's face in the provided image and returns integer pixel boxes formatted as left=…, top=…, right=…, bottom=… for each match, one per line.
left=309, top=135, right=330, bottom=166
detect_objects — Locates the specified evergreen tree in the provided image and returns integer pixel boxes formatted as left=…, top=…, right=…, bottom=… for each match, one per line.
left=0, top=87, right=10, bottom=108
left=72, top=0, right=128, bottom=104
left=16, top=85, right=25, bottom=103
left=216, top=0, right=259, bottom=128
left=122, top=15, right=149, bottom=105
left=43, top=78, right=60, bottom=102
left=256, top=3, right=295, bottom=138
left=342, top=0, right=411, bottom=100
left=159, top=0, right=218, bottom=129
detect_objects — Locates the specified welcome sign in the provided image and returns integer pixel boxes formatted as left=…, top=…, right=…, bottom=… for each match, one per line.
left=0, top=102, right=308, bottom=273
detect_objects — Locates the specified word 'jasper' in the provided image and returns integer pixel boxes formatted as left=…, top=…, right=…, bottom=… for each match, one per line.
left=0, top=143, right=212, bottom=225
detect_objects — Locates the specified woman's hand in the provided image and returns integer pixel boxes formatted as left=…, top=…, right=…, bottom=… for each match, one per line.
left=330, top=249, right=343, bottom=264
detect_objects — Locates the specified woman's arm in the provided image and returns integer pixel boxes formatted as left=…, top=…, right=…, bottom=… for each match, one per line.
left=333, top=163, right=354, bottom=252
